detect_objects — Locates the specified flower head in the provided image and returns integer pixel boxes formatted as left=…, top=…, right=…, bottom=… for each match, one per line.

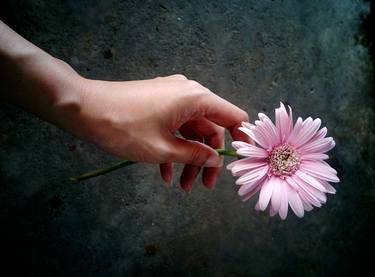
left=227, top=103, right=339, bottom=219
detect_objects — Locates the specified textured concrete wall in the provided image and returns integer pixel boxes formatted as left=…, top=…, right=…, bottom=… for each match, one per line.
left=0, top=0, right=374, bottom=276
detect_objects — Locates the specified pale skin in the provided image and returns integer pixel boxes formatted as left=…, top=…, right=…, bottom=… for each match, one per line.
left=0, top=20, right=250, bottom=191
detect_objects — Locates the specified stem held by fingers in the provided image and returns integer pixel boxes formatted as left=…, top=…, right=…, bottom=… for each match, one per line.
left=70, top=148, right=240, bottom=182
left=216, top=148, right=238, bottom=157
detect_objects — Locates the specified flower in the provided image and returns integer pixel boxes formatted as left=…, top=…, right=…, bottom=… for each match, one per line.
left=227, top=103, right=339, bottom=219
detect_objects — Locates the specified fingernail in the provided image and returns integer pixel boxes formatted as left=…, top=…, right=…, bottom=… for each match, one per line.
left=204, top=177, right=217, bottom=189
left=164, top=179, right=172, bottom=187
left=205, top=181, right=215, bottom=189
left=163, top=174, right=172, bottom=186
left=204, top=154, right=222, bottom=167
left=181, top=182, right=193, bottom=193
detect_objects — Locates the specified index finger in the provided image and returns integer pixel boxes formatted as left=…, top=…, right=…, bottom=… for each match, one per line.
left=199, top=92, right=251, bottom=143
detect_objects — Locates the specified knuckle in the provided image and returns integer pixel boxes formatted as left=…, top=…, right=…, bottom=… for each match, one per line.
left=173, top=74, right=187, bottom=79
left=186, top=79, right=201, bottom=88
left=155, top=145, right=173, bottom=162
left=194, top=89, right=212, bottom=105
left=181, top=88, right=208, bottom=105
left=215, top=125, right=225, bottom=133
left=156, top=141, right=174, bottom=162
left=191, top=88, right=211, bottom=100
left=217, top=126, right=226, bottom=137
left=189, top=145, right=205, bottom=165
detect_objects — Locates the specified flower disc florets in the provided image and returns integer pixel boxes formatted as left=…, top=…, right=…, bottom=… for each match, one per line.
left=268, top=144, right=300, bottom=177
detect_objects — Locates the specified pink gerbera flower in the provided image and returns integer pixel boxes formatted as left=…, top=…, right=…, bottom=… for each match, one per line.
left=227, top=103, right=339, bottom=219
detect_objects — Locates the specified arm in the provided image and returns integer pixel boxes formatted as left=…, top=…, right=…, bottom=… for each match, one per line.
left=0, top=21, right=85, bottom=128
left=0, top=20, right=250, bottom=191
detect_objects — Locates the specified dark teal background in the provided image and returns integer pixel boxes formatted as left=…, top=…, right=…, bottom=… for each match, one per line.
left=0, top=0, right=374, bottom=276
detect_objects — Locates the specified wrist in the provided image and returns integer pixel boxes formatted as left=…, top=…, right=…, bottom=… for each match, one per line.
left=6, top=51, right=88, bottom=134
left=40, top=57, right=89, bottom=134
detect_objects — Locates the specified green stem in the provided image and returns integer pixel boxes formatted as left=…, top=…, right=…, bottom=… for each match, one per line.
left=70, top=148, right=239, bottom=182
left=69, top=160, right=137, bottom=182
left=216, top=148, right=238, bottom=157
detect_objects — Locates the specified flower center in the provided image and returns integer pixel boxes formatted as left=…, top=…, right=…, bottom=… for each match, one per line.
left=268, top=144, right=300, bottom=177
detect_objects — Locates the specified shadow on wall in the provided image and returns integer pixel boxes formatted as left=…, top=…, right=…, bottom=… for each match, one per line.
left=359, top=0, right=374, bottom=62
left=357, top=0, right=375, bottom=106
left=359, top=0, right=375, bottom=95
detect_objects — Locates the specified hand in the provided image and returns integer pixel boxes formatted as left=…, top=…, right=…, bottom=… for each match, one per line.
left=0, top=20, right=250, bottom=191
left=65, top=75, right=250, bottom=191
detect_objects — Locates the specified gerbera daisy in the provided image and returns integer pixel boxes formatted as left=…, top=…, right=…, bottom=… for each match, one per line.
left=227, top=103, right=339, bottom=219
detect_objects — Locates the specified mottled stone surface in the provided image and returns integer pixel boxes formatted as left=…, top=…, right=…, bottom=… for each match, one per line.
left=0, top=0, right=374, bottom=276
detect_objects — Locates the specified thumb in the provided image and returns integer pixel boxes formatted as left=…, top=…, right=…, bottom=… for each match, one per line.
left=166, top=137, right=222, bottom=167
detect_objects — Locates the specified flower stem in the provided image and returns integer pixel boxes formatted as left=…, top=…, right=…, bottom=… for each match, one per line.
left=216, top=148, right=238, bottom=157
left=70, top=148, right=239, bottom=182
left=69, top=160, right=137, bottom=182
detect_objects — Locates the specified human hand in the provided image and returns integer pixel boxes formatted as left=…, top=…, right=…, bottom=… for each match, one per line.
left=0, top=21, right=250, bottom=190
left=60, top=74, right=250, bottom=191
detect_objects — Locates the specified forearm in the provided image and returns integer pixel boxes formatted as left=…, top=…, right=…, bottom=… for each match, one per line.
left=0, top=20, right=83, bottom=125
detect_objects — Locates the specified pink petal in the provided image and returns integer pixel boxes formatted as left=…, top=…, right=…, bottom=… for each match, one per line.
left=321, top=180, right=336, bottom=194
left=249, top=125, right=271, bottom=149
left=242, top=184, right=263, bottom=202
left=288, top=105, right=294, bottom=129
left=238, top=175, right=266, bottom=196
left=227, top=156, right=266, bottom=170
left=295, top=170, right=327, bottom=192
left=321, top=161, right=338, bottom=174
left=298, top=187, right=321, bottom=208
left=258, top=177, right=274, bottom=211
left=288, top=117, right=312, bottom=145
left=227, top=159, right=267, bottom=177
left=241, top=122, right=254, bottom=129
left=238, top=126, right=255, bottom=140
left=258, top=113, right=268, bottom=121
left=278, top=182, right=289, bottom=220
left=232, top=141, right=252, bottom=150
left=298, top=137, right=335, bottom=154
left=258, top=113, right=280, bottom=146
left=235, top=165, right=268, bottom=185
left=293, top=118, right=321, bottom=148
left=285, top=184, right=304, bottom=217
left=298, top=191, right=314, bottom=211
left=301, top=153, right=329, bottom=160
left=275, top=102, right=292, bottom=143
left=294, top=175, right=327, bottom=204
left=287, top=117, right=304, bottom=145
left=226, top=158, right=243, bottom=170
left=255, top=120, right=275, bottom=149
left=239, top=127, right=269, bottom=149
left=300, top=162, right=340, bottom=183
left=301, top=127, right=328, bottom=148
left=313, top=127, right=327, bottom=140
left=270, top=205, right=278, bottom=217
left=236, top=144, right=268, bottom=158
left=282, top=102, right=293, bottom=134
left=290, top=175, right=323, bottom=207
left=285, top=176, right=300, bottom=191
left=270, top=177, right=282, bottom=212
